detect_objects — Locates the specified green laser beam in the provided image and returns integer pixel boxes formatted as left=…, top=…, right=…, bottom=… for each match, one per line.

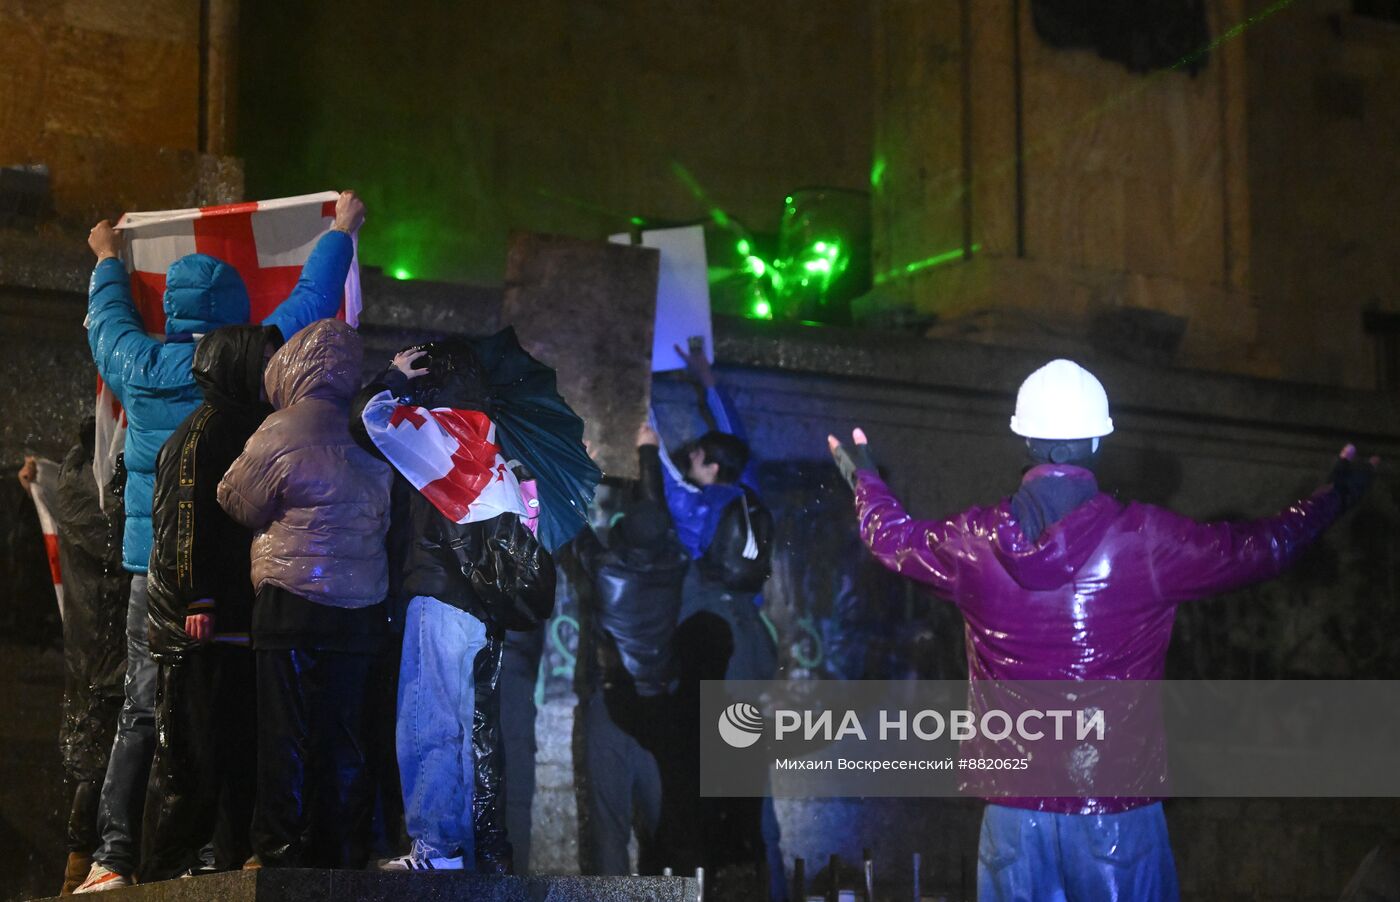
left=873, top=243, right=982, bottom=286
left=670, top=161, right=738, bottom=231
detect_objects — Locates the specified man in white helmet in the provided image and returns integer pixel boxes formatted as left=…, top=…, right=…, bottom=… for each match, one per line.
left=828, top=358, right=1377, bottom=901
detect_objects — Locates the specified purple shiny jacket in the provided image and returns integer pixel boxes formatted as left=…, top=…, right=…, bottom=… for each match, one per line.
left=854, top=464, right=1342, bottom=813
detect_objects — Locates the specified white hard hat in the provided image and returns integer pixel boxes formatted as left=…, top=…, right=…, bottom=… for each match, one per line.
left=1009, top=359, right=1114, bottom=440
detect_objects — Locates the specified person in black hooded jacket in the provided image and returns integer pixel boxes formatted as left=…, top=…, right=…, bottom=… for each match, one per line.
left=29, top=419, right=132, bottom=894
left=140, top=323, right=281, bottom=880
left=571, top=423, right=690, bottom=876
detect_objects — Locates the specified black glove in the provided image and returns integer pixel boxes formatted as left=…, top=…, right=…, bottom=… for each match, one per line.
left=1330, top=451, right=1376, bottom=511
left=830, top=437, right=877, bottom=491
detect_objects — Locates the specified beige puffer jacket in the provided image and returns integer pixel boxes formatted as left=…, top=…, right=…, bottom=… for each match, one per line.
left=217, top=319, right=391, bottom=608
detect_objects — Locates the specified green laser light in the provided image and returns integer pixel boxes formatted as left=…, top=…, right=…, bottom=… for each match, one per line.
left=392, top=267, right=412, bottom=281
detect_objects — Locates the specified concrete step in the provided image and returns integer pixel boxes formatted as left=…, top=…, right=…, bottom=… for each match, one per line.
left=32, top=868, right=698, bottom=902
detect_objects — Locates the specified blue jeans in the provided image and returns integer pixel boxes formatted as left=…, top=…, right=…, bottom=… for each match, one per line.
left=397, top=596, right=489, bottom=861
left=978, top=803, right=1180, bottom=902
left=93, top=575, right=157, bottom=875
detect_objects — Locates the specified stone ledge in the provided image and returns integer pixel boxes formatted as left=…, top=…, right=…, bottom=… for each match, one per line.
left=30, top=869, right=698, bottom=902
left=3, top=235, right=1394, bottom=443
left=711, top=315, right=1400, bottom=443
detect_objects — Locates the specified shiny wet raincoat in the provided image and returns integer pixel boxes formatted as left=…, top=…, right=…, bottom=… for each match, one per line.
left=218, top=318, right=392, bottom=608
left=854, top=463, right=1343, bottom=815
left=85, top=231, right=354, bottom=573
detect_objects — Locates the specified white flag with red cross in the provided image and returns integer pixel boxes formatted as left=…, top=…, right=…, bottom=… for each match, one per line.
left=26, top=457, right=64, bottom=620
left=360, top=390, right=529, bottom=525
left=93, top=191, right=360, bottom=505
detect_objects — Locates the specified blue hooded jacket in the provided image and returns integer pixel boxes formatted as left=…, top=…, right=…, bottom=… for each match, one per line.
left=657, top=384, right=759, bottom=558
left=86, top=229, right=354, bottom=573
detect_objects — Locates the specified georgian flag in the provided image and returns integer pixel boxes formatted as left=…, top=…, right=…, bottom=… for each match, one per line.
left=361, top=390, right=529, bottom=524
left=25, top=457, right=64, bottom=620
left=93, top=192, right=361, bottom=506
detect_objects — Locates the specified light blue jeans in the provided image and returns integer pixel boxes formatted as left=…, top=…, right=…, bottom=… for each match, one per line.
left=397, top=596, right=489, bottom=862
left=978, top=802, right=1179, bottom=901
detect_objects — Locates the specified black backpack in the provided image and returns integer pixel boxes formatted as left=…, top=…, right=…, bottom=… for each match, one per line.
left=433, top=513, right=557, bottom=632
left=698, top=488, right=773, bottom=594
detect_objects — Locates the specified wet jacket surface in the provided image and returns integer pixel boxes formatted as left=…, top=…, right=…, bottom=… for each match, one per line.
left=148, top=325, right=278, bottom=660
left=55, top=437, right=130, bottom=780
left=576, top=446, right=690, bottom=697
left=854, top=463, right=1343, bottom=814
left=218, top=319, right=392, bottom=608
left=696, top=486, right=773, bottom=594
left=586, top=538, right=690, bottom=696
left=85, top=230, right=353, bottom=573
left=659, top=385, right=759, bottom=559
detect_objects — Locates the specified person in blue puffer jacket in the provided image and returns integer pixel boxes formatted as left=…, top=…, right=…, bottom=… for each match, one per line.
left=72, top=191, right=365, bottom=893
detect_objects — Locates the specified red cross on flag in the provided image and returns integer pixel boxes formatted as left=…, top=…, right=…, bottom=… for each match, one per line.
left=93, top=191, right=361, bottom=502
left=361, top=390, right=529, bottom=525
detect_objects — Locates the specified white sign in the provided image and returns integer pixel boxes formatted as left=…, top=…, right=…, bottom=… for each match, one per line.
left=610, top=225, right=713, bottom=373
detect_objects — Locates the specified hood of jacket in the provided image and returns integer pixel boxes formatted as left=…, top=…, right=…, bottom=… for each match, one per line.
left=992, top=485, right=1121, bottom=592
left=194, top=324, right=281, bottom=416
left=163, top=253, right=252, bottom=335
left=265, top=318, right=362, bottom=410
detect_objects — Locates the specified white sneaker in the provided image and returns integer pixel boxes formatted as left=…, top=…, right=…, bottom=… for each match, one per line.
left=73, top=862, right=130, bottom=893
left=379, top=850, right=465, bottom=871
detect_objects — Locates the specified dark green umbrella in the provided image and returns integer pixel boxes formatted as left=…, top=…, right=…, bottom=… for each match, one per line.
left=453, top=327, right=600, bottom=554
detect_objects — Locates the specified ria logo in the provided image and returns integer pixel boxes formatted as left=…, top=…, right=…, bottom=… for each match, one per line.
left=717, top=702, right=764, bottom=749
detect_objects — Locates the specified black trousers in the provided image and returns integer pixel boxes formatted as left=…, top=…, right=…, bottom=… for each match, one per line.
left=252, top=647, right=374, bottom=869
left=471, top=634, right=512, bottom=874
left=499, top=627, right=543, bottom=872
left=365, top=630, right=406, bottom=860
left=140, top=645, right=257, bottom=880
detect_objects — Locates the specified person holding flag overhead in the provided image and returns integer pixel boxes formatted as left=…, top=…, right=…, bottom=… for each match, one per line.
left=352, top=330, right=598, bottom=873
left=74, top=192, right=365, bottom=893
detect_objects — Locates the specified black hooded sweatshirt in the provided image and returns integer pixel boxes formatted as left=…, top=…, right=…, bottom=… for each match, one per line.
left=147, top=324, right=280, bottom=660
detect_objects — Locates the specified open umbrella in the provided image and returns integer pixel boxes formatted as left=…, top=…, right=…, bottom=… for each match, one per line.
left=440, top=327, right=600, bottom=554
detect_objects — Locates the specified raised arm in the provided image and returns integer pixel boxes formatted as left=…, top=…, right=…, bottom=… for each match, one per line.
left=655, top=447, right=708, bottom=558
left=260, top=191, right=364, bottom=341
left=85, top=221, right=160, bottom=404
left=853, top=473, right=976, bottom=598
left=675, top=340, right=758, bottom=487
left=1149, top=445, right=1374, bottom=604
left=349, top=353, right=417, bottom=460
left=635, top=422, right=668, bottom=510
left=831, top=429, right=971, bottom=599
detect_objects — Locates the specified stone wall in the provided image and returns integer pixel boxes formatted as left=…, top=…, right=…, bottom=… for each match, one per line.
left=1247, top=0, right=1400, bottom=390
left=234, top=0, right=874, bottom=285
left=861, top=0, right=1400, bottom=394
left=862, top=0, right=1260, bottom=377
left=0, top=0, right=242, bottom=224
